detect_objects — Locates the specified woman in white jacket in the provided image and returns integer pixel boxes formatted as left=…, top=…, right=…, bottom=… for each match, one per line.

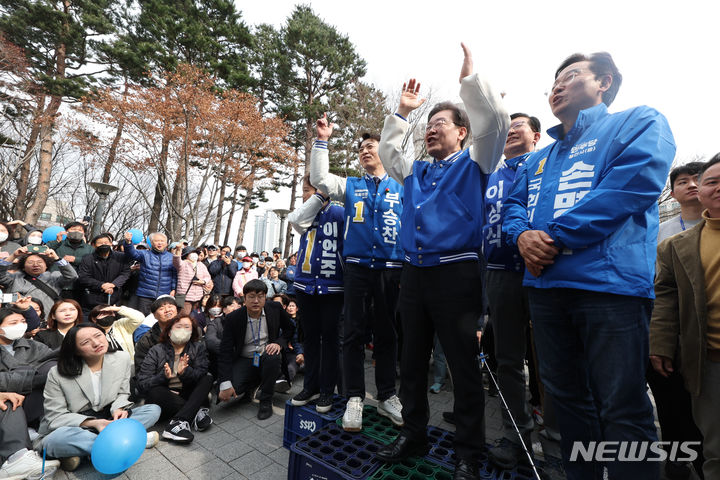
left=40, top=324, right=161, bottom=472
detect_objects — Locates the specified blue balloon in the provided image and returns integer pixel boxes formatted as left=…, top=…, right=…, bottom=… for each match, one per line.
left=42, top=226, right=65, bottom=244
left=127, top=228, right=144, bottom=245
left=91, top=418, right=146, bottom=474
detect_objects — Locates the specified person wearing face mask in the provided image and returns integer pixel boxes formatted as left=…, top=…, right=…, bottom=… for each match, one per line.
left=173, top=246, right=212, bottom=316
left=0, top=222, right=22, bottom=261
left=231, top=256, right=258, bottom=298
left=0, top=247, right=78, bottom=316
left=77, top=234, right=131, bottom=316
left=35, top=300, right=83, bottom=350
left=46, top=222, right=94, bottom=274
left=0, top=308, right=61, bottom=479
left=137, top=314, right=212, bottom=443
left=88, top=304, right=145, bottom=358
left=233, top=246, right=248, bottom=266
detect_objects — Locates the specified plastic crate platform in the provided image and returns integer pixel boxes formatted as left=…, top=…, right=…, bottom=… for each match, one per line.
left=283, top=395, right=346, bottom=448
left=425, top=426, right=496, bottom=479
left=288, top=424, right=383, bottom=480
left=368, top=457, right=453, bottom=480
left=335, top=405, right=400, bottom=445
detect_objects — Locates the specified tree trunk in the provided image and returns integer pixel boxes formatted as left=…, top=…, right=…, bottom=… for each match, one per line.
left=213, top=165, right=227, bottom=245
left=148, top=134, right=170, bottom=234
left=24, top=96, right=60, bottom=223
left=14, top=93, right=45, bottom=219
left=168, top=116, right=190, bottom=240
left=102, top=81, right=128, bottom=183
left=223, top=182, right=240, bottom=247
left=236, top=188, right=253, bottom=249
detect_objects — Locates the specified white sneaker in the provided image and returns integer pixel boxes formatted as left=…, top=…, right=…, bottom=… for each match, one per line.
left=146, top=431, right=160, bottom=448
left=377, top=395, right=403, bottom=426
left=0, top=449, right=60, bottom=480
left=342, top=397, right=363, bottom=432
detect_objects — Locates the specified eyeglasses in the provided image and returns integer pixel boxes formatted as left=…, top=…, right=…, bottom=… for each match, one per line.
left=509, top=121, right=528, bottom=130
left=358, top=143, right=377, bottom=153
left=551, top=68, right=591, bottom=91
left=425, top=118, right=458, bottom=132
left=245, top=293, right=266, bottom=302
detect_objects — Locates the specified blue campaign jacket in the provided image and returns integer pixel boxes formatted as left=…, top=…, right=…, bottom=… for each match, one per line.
left=343, top=175, right=404, bottom=269
left=482, top=153, right=529, bottom=273
left=401, top=149, right=485, bottom=266
left=503, top=104, right=676, bottom=298
left=125, top=243, right=177, bottom=299
left=293, top=201, right=345, bottom=295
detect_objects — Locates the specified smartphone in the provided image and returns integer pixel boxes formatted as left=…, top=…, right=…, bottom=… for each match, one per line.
left=1, top=292, right=20, bottom=303
left=27, top=244, right=48, bottom=254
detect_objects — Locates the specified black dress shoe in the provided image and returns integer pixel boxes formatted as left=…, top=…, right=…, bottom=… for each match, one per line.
left=453, top=459, right=479, bottom=480
left=376, top=434, right=429, bottom=463
left=257, top=400, right=273, bottom=420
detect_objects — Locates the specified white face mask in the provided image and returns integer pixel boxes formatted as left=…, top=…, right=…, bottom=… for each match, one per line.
left=0, top=232, right=8, bottom=243
left=243, top=262, right=252, bottom=270
left=169, top=328, right=192, bottom=345
left=209, top=307, right=222, bottom=317
left=188, top=253, right=199, bottom=262
left=0, top=323, right=27, bottom=341
left=28, top=236, right=42, bottom=245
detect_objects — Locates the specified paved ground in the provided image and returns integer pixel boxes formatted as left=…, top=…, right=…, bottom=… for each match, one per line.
left=51, top=353, right=700, bottom=480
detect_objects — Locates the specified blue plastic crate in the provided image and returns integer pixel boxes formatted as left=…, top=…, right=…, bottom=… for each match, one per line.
left=283, top=395, right=346, bottom=448
left=288, top=424, right=383, bottom=480
left=425, top=426, right=495, bottom=479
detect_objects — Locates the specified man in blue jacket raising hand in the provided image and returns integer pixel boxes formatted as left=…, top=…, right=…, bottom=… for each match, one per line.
left=503, top=52, right=676, bottom=480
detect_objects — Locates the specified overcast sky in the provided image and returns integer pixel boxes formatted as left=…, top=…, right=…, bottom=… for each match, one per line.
left=232, top=0, right=718, bottom=250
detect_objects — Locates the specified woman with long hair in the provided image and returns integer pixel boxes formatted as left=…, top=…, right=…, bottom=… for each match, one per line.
left=136, top=314, right=212, bottom=444
left=40, top=324, right=161, bottom=472
left=34, top=299, right=82, bottom=350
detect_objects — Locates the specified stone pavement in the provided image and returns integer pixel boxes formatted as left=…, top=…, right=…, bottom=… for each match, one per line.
left=49, top=353, right=698, bottom=480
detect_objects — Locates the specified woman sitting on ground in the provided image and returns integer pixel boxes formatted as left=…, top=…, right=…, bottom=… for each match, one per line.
left=87, top=304, right=144, bottom=358
left=34, top=299, right=82, bottom=350
left=40, top=324, right=161, bottom=472
left=136, top=314, right=213, bottom=444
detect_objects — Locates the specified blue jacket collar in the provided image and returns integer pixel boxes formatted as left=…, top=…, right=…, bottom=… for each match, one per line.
left=505, top=152, right=531, bottom=171
left=547, top=103, right=608, bottom=141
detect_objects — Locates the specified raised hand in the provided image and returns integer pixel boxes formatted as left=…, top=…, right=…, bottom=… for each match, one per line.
left=163, top=362, right=173, bottom=378
left=397, top=79, right=426, bottom=118
left=459, top=42, right=473, bottom=83
left=316, top=113, right=334, bottom=141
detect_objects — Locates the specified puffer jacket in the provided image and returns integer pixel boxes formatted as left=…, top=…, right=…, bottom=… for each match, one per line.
left=136, top=340, right=209, bottom=393
left=0, top=260, right=78, bottom=315
left=208, top=258, right=237, bottom=295
left=124, top=242, right=176, bottom=299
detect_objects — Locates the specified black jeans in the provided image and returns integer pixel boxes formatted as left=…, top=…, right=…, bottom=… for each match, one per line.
left=295, top=292, right=343, bottom=395
left=398, top=261, right=485, bottom=461
left=146, top=374, right=214, bottom=422
left=230, top=353, right=281, bottom=401
left=342, top=264, right=400, bottom=401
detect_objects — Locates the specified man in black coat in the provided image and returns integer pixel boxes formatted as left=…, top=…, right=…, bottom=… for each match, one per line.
left=76, top=234, right=131, bottom=314
left=217, top=279, right=294, bottom=420
left=208, top=251, right=238, bottom=297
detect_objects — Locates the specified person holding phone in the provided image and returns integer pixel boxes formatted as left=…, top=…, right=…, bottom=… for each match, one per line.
left=0, top=246, right=78, bottom=315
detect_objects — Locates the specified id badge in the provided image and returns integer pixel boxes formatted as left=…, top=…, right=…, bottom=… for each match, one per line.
left=252, top=352, right=261, bottom=367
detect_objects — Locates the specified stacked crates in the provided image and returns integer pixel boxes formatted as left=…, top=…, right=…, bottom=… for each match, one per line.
left=283, top=395, right=346, bottom=448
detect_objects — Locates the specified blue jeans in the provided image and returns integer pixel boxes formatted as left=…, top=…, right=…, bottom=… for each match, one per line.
left=527, top=288, right=658, bottom=480
left=43, top=404, right=161, bottom=458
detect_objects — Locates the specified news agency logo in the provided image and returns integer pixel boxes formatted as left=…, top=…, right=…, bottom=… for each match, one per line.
left=570, top=441, right=700, bottom=462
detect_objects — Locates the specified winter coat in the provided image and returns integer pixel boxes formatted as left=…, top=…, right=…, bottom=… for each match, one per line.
left=208, top=259, right=238, bottom=295
left=124, top=243, right=176, bottom=299
left=0, top=260, right=78, bottom=315
left=0, top=338, right=57, bottom=394
left=46, top=239, right=94, bottom=272
left=136, top=340, right=209, bottom=393
left=173, top=257, right=212, bottom=302
left=77, top=251, right=131, bottom=308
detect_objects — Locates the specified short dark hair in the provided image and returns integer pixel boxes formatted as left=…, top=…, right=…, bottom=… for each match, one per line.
left=221, top=296, right=243, bottom=308
left=698, top=153, right=720, bottom=181
left=555, top=52, right=622, bottom=107
left=150, top=296, right=178, bottom=313
left=18, top=253, right=53, bottom=271
left=243, top=279, right=268, bottom=296
left=30, top=297, right=45, bottom=320
left=669, top=162, right=705, bottom=191
left=0, top=308, right=20, bottom=325
left=427, top=102, right=470, bottom=147
left=204, top=294, right=222, bottom=315
left=64, top=221, right=86, bottom=233
left=357, top=132, right=381, bottom=151
left=90, top=233, right=113, bottom=245
left=159, top=314, right=200, bottom=344
left=510, top=113, right=541, bottom=133
left=57, top=323, right=107, bottom=377
left=88, top=304, right=110, bottom=323
left=47, top=299, right=82, bottom=330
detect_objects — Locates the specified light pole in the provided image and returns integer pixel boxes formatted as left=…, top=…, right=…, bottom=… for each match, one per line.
left=88, top=182, right=119, bottom=238
left=272, top=208, right=291, bottom=258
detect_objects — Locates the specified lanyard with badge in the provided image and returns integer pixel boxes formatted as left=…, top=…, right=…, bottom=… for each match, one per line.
left=248, top=316, right=262, bottom=367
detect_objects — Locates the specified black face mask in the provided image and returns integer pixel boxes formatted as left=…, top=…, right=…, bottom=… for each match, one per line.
left=96, top=315, right=116, bottom=327
left=67, top=231, right=84, bottom=243
left=96, top=245, right=112, bottom=255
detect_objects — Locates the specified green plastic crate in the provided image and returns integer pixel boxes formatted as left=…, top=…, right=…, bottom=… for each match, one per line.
left=336, top=405, right=401, bottom=444
left=369, top=457, right=453, bottom=480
